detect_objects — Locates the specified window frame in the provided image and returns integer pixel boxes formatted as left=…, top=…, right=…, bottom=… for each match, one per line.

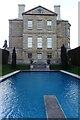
left=47, top=20, right=52, bottom=29
left=37, top=20, right=43, bottom=29
left=28, top=20, right=33, bottom=29
left=47, top=37, right=52, bottom=48
left=28, top=37, right=32, bottom=48
left=28, top=53, right=32, bottom=59
left=68, top=28, right=70, bottom=37
left=47, top=53, right=52, bottom=59
left=37, top=37, right=42, bottom=48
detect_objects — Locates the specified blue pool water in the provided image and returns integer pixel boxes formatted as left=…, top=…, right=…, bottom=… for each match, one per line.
left=0, top=71, right=80, bottom=119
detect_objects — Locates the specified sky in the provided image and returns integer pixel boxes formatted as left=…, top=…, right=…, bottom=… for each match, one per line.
left=0, top=0, right=79, bottom=49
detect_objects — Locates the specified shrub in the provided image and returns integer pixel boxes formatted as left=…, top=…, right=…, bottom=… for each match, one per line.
left=12, top=47, right=16, bottom=68
left=61, top=44, right=68, bottom=70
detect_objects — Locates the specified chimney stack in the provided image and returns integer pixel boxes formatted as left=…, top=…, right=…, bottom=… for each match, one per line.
left=18, top=4, right=25, bottom=19
left=54, top=5, right=61, bottom=20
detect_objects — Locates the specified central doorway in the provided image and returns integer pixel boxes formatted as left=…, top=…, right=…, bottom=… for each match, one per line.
left=37, top=53, right=42, bottom=60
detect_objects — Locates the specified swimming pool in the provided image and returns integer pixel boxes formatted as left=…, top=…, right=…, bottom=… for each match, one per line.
left=0, top=71, right=80, bottom=119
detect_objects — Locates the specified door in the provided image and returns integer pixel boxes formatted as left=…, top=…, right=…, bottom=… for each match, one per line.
left=37, top=53, right=42, bottom=59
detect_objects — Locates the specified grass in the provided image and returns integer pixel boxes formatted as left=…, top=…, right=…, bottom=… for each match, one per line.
left=67, top=66, right=80, bottom=76
left=50, top=64, right=80, bottom=76
left=0, top=64, right=80, bottom=76
left=0, top=64, right=30, bottom=76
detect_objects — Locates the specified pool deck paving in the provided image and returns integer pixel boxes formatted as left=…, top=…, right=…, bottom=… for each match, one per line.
left=44, top=95, right=67, bottom=119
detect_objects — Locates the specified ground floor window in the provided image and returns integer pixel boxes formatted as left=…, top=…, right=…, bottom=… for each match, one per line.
left=28, top=53, right=32, bottom=59
left=47, top=53, right=52, bottom=59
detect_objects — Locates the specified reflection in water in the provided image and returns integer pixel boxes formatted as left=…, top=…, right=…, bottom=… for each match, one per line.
left=0, top=78, right=17, bottom=118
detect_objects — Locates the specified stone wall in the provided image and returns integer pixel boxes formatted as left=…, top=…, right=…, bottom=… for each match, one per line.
left=9, top=9, right=71, bottom=64
left=9, top=20, right=23, bottom=49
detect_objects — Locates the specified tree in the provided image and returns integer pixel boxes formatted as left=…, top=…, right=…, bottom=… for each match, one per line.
left=61, top=44, right=68, bottom=70
left=12, top=47, right=16, bottom=68
left=3, top=40, right=7, bottom=49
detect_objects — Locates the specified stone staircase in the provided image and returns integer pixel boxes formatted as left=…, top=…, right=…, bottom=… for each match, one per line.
left=30, top=61, right=50, bottom=71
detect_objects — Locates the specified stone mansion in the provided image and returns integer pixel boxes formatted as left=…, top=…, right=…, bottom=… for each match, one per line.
left=9, top=4, right=71, bottom=64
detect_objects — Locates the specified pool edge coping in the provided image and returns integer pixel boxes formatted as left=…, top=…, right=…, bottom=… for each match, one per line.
left=0, top=70, right=80, bottom=82
left=60, top=70, right=80, bottom=79
left=0, top=70, right=21, bottom=82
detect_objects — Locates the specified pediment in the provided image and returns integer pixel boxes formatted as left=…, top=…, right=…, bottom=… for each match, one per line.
left=22, top=6, right=57, bottom=16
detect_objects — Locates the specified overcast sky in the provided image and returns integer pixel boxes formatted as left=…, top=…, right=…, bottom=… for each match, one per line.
left=0, top=0, right=79, bottom=49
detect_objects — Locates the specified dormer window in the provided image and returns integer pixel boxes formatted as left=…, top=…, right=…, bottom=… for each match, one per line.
left=37, top=9, right=43, bottom=14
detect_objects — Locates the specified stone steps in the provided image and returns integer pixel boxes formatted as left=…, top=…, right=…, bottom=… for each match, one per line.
left=30, top=62, right=49, bottom=70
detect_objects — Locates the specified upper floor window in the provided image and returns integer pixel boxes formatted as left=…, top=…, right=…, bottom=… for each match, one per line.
left=28, top=20, right=33, bottom=29
left=37, top=20, right=42, bottom=29
left=37, top=37, right=42, bottom=48
left=47, top=38, right=52, bottom=48
left=68, top=42, right=70, bottom=48
left=68, top=28, right=70, bottom=37
left=28, top=37, right=32, bottom=48
left=47, top=20, right=52, bottom=29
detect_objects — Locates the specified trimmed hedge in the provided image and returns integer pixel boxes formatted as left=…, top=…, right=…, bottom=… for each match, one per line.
left=68, top=46, right=80, bottom=66
left=0, top=49, right=9, bottom=65
left=50, top=64, right=61, bottom=70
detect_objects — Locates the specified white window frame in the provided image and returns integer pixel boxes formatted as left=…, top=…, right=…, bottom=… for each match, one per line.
left=47, top=20, right=52, bottom=29
left=68, top=42, right=70, bottom=48
left=28, top=20, right=33, bottom=29
left=68, top=28, right=70, bottom=36
left=37, top=37, right=42, bottom=48
left=47, top=38, right=52, bottom=48
left=37, top=20, right=42, bottom=29
left=28, top=37, right=32, bottom=48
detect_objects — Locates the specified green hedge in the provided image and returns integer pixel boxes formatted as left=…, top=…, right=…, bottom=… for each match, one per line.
left=67, top=66, right=80, bottom=76
left=50, top=64, right=61, bottom=70
left=0, top=49, right=9, bottom=65
left=68, top=46, right=80, bottom=66
left=15, top=64, right=30, bottom=70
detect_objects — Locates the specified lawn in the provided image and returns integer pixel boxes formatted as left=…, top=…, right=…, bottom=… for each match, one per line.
left=0, top=64, right=30, bottom=76
left=67, top=66, right=80, bottom=76
left=50, top=64, right=80, bottom=76
left=0, top=64, right=80, bottom=76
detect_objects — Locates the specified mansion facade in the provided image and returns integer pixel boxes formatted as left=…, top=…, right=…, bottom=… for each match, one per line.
left=9, top=5, right=71, bottom=64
